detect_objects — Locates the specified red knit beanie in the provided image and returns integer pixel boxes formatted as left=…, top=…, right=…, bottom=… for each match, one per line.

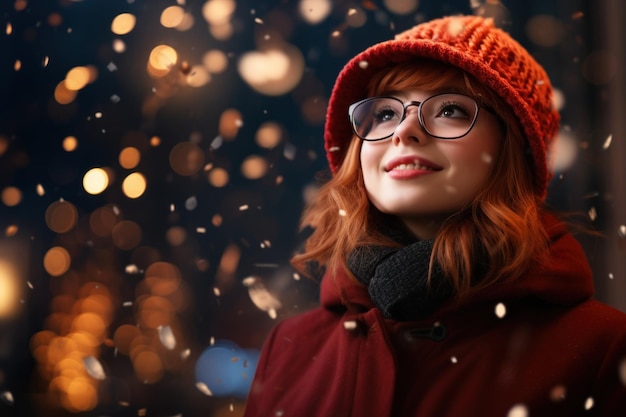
left=324, top=15, right=560, bottom=200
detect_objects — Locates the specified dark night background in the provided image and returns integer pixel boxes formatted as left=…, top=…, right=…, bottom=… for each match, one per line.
left=0, top=0, right=625, bottom=416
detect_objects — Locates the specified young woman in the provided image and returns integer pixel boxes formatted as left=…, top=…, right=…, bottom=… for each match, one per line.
left=243, top=15, right=626, bottom=417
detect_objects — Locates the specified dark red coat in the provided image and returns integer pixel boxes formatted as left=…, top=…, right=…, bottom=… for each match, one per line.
left=244, top=215, right=626, bottom=416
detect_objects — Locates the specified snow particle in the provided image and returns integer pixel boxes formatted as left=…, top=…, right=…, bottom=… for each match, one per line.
left=495, top=302, right=507, bottom=319
left=1, top=391, right=14, bottom=405
left=83, top=356, right=106, bottom=380
left=343, top=320, right=358, bottom=330
left=507, top=404, right=528, bottom=417
left=602, top=134, right=612, bottom=150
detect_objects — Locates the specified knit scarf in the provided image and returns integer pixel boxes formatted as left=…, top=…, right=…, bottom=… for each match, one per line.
left=346, top=239, right=453, bottom=321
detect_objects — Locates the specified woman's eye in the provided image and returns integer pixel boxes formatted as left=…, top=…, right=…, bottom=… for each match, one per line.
left=439, top=104, right=469, bottom=119
left=374, top=108, right=399, bottom=122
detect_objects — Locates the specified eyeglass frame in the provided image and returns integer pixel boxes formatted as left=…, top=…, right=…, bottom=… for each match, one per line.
left=348, top=92, right=499, bottom=141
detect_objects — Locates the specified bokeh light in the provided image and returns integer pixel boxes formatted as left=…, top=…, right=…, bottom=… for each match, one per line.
left=133, top=349, right=164, bottom=383
left=43, top=246, right=71, bottom=277
left=147, top=44, right=178, bottom=78
left=525, top=14, right=565, bottom=47
left=174, top=12, right=195, bottom=31
left=111, top=220, right=142, bottom=250
left=47, top=13, right=63, bottom=27
left=64, top=66, right=90, bottom=91
left=161, top=6, right=186, bottom=28
left=83, top=168, right=109, bottom=195
left=166, top=226, right=187, bottom=246
left=64, top=377, right=98, bottom=411
left=1, top=186, right=22, bottom=207
left=45, top=200, right=78, bottom=234
left=119, top=146, right=141, bottom=169
left=121, top=172, right=147, bottom=199
left=195, top=340, right=260, bottom=398
left=89, top=205, right=120, bottom=237
left=202, top=49, right=228, bottom=74
left=202, top=0, right=236, bottom=25
left=14, top=0, right=27, bottom=12
left=238, top=44, right=305, bottom=96
left=62, top=136, right=78, bottom=152
left=346, top=7, right=368, bottom=28
left=0, top=260, right=20, bottom=318
left=112, top=38, right=126, bottom=53
left=150, top=136, right=161, bottom=147
left=0, top=135, right=9, bottom=155
left=113, top=324, right=141, bottom=356
left=299, top=0, right=332, bottom=24
left=54, top=80, right=77, bottom=104
left=255, top=122, right=283, bottom=149
left=208, top=167, right=229, bottom=187
left=186, top=65, right=211, bottom=87
left=241, top=155, right=269, bottom=179
left=5, top=225, right=18, bottom=237
left=219, top=108, right=243, bottom=140
left=111, top=13, right=136, bottom=35
left=384, top=0, right=419, bottom=15
left=169, top=142, right=205, bottom=176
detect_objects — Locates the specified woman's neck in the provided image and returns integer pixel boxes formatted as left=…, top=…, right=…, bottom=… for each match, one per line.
left=401, top=216, right=447, bottom=240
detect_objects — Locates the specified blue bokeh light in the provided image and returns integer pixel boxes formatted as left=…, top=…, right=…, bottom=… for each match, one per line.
left=194, top=340, right=260, bottom=399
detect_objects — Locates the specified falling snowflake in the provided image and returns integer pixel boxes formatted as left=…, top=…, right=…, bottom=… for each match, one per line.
left=602, top=134, right=613, bottom=150
left=1, top=391, right=14, bottom=405
left=343, top=320, right=357, bottom=330
left=588, top=206, right=596, bottom=221
left=507, top=404, right=528, bottom=417
left=158, top=325, right=176, bottom=350
left=495, top=302, right=507, bottom=318
left=83, top=356, right=106, bottom=380
left=196, top=382, right=213, bottom=396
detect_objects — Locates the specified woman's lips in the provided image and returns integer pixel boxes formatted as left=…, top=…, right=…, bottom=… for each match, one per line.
left=384, top=155, right=443, bottom=173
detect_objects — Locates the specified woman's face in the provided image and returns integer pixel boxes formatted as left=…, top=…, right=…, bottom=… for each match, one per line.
left=360, top=88, right=503, bottom=240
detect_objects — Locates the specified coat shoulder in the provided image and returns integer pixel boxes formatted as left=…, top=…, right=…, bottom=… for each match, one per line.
left=268, top=306, right=342, bottom=346
left=570, top=299, right=626, bottom=331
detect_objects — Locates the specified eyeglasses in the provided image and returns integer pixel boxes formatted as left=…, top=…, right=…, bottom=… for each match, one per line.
left=348, top=93, right=492, bottom=141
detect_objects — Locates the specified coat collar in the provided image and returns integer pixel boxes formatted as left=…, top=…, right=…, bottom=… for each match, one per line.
left=320, top=212, right=594, bottom=316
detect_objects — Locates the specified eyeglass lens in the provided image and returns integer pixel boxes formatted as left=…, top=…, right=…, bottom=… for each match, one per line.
left=351, top=93, right=479, bottom=140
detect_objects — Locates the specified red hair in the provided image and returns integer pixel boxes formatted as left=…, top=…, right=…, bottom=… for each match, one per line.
left=292, top=61, right=549, bottom=295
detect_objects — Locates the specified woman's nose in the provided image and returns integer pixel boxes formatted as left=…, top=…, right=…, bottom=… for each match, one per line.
left=392, top=109, right=428, bottom=145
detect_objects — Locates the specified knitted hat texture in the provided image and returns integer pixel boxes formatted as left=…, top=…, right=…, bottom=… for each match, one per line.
left=324, top=15, right=560, bottom=199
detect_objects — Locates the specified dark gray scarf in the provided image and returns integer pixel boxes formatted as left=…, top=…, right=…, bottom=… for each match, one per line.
left=346, top=239, right=453, bottom=321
